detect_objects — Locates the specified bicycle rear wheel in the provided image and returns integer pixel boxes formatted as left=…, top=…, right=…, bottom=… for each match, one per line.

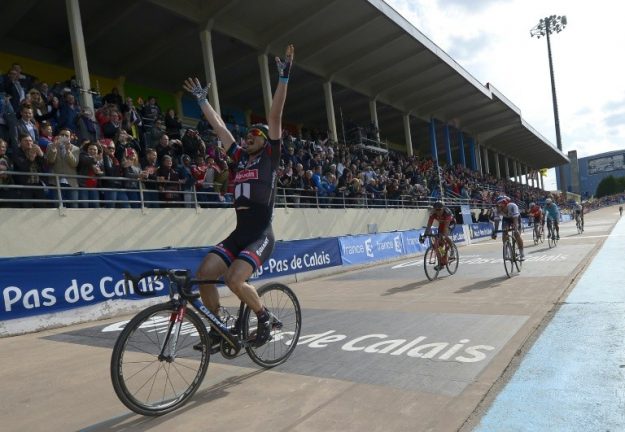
left=110, top=302, right=210, bottom=416
left=503, top=241, right=514, bottom=278
left=446, top=242, right=459, bottom=275
left=423, top=245, right=440, bottom=281
left=538, top=225, right=544, bottom=244
left=243, top=283, right=302, bottom=368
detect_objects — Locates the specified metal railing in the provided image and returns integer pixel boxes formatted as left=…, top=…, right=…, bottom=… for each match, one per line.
left=0, top=171, right=490, bottom=210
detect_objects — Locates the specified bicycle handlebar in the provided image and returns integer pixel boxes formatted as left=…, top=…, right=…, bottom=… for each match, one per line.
left=123, top=269, right=200, bottom=300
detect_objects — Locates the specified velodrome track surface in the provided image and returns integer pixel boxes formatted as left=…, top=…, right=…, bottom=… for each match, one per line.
left=0, top=206, right=622, bottom=432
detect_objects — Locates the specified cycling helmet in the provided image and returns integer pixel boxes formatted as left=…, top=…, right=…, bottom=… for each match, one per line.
left=495, top=195, right=509, bottom=205
left=545, top=198, right=552, bottom=205
left=433, top=201, right=444, bottom=210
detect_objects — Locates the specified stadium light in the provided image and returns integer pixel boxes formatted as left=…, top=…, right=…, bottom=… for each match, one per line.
left=530, top=15, right=567, bottom=193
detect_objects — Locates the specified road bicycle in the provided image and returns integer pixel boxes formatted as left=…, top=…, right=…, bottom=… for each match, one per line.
left=110, top=268, right=302, bottom=416
left=497, top=226, right=522, bottom=278
left=546, top=218, right=558, bottom=248
left=532, top=218, right=544, bottom=245
left=420, top=232, right=459, bottom=281
left=575, top=214, right=584, bottom=234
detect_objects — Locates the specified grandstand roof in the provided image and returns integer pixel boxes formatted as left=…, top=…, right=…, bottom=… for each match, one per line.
left=0, top=0, right=568, bottom=169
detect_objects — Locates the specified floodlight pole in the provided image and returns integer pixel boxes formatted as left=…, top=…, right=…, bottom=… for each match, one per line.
left=531, top=15, right=567, bottom=193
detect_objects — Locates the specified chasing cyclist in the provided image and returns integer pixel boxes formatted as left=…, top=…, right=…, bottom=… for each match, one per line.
left=543, top=198, right=560, bottom=240
left=420, top=201, right=455, bottom=271
left=491, top=195, right=525, bottom=261
left=574, top=201, right=584, bottom=231
left=528, top=202, right=543, bottom=240
left=183, top=44, right=294, bottom=350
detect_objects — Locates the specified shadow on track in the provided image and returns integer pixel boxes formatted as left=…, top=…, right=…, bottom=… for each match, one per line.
left=454, top=276, right=510, bottom=294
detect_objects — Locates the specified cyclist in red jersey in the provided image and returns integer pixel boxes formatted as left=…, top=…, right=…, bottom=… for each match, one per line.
left=183, top=45, right=294, bottom=348
left=528, top=202, right=543, bottom=225
left=422, top=201, right=455, bottom=269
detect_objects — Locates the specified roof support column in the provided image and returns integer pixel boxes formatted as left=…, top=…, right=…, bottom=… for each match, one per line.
left=540, top=172, right=545, bottom=190
left=369, top=99, right=380, bottom=142
left=504, top=157, right=510, bottom=180
left=200, top=29, right=221, bottom=116
left=475, top=142, right=483, bottom=174
left=482, top=146, right=490, bottom=175
left=258, top=53, right=272, bottom=121
left=468, top=137, right=477, bottom=171
left=444, top=124, right=453, bottom=166
left=514, top=161, right=520, bottom=183
left=65, top=0, right=93, bottom=113
left=494, top=151, right=501, bottom=179
left=323, top=81, right=338, bottom=143
left=524, top=165, right=529, bottom=186
left=429, top=118, right=439, bottom=164
left=403, top=113, right=413, bottom=157
left=457, top=131, right=466, bottom=168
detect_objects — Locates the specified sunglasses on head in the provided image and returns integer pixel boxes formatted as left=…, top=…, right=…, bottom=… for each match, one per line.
left=248, top=128, right=267, bottom=140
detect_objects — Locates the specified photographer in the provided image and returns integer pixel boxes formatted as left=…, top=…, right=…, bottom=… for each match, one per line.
left=46, top=128, right=80, bottom=207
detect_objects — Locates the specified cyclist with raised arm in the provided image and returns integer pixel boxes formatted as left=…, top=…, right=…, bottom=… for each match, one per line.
left=183, top=45, right=294, bottom=350
left=491, top=195, right=525, bottom=261
left=420, top=201, right=455, bottom=271
left=528, top=202, right=543, bottom=240
left=543, top=197, right=560, bottom=240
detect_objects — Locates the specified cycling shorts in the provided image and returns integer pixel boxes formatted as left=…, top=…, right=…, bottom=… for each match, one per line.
left=210, top=208, right=275, bottom=272
left=502, top=216, right=520, bottom=233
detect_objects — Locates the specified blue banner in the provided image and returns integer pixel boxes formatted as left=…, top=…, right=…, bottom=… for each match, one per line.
left=0, top=238, right=342, bottom=321
left=401, top=229, right=429, bottom=254
left=469, top=222, right=494, bottom=239
left=339, top=232, right=405, bottom=265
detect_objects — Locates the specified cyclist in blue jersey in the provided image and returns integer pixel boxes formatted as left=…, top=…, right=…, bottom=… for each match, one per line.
left=543, top=198, right=560, bottom=240
left=183, top=45, right=294, bottom=349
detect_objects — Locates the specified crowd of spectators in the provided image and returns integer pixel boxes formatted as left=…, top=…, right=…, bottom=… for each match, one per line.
left=0, top=62, right=593, bottom=214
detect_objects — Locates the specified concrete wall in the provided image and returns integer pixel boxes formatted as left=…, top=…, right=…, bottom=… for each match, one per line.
left=0, top=207, right=431, bottom=258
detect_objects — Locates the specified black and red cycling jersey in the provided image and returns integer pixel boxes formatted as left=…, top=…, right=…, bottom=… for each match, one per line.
left=428, top=207, right=454, bottom=225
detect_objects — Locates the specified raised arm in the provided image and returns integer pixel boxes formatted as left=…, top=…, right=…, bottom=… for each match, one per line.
left=267, top=44, right=294, bottom=140
left=183, top=78, right=235, bottom=153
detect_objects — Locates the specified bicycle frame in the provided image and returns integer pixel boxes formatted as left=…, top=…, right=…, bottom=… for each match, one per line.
left=123, top=269, right=245, bottom=353
left=422, top=232, right=448, bottom=264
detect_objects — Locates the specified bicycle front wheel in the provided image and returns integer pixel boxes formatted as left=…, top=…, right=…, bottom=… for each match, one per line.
left=243, top=283, right=302, bottom=368
left=423, top=246, right=440, bottom=281
left=512, top=240, right=522, bottom=272
left=503, top=241, right=514, bottom=278
left=110, top=302, right=210, bottom=416
left=446, top=242, right=459, bottom=275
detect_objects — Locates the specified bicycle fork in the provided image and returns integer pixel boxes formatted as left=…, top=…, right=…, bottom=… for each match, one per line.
left=158, top=304, right=187, bottom=362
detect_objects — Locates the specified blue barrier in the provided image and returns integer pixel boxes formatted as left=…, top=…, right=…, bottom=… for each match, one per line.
left=469, top=222, right=494, bottom=239
left=0, top=237, right=342, bottom=321
left=339, top=232, right=407, bottom=265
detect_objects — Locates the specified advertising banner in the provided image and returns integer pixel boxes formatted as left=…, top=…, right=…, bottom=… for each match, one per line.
left=401, top=229, right=429, bottom=254
left=469, top=222, right=494, bottom=239
left=339, top=232, right=405, bottom=265
left=0, top=238, right=342, bottom=321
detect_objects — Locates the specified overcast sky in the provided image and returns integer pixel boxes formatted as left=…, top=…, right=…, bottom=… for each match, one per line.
left=384, top=0, right=625, bottom=190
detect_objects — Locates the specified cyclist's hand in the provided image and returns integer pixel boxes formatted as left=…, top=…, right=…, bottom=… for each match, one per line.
left=183, top=77, right=210, bottom=101
left=491, top=234, right=497, bottom=240
left=419, top=235, right=425, bottom=244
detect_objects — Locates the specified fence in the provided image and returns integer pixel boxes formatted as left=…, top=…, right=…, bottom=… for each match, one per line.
left=0, top=171, right=488, bottom=210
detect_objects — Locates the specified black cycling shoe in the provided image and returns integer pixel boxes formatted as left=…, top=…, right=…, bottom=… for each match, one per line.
left=249, top=309, right=281, bottom=348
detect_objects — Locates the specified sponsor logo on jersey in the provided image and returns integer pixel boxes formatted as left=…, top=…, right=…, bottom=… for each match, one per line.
left=235, top=169, right=259, bottom=182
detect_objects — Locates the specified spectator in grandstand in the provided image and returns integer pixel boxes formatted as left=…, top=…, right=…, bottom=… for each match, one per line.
left=101, top=139, right=129, bottom=208
left=46, top=128, right=80, bottom=208
left=75, top=108, right=101, bottom=143
left=182, top=128, right=206, bottom=160
left=3, top=68, right=26, bottom=113
left=121, top=97, right=142, bottom=140
left=0, top=138, right=15, bottom=207
left=12, top=134, right=47, bottom=207
left=177, top=154, right=195, bottom=208
left=102, top=87, right=123, bottom=111
left=37, top=122, right=55, bottom=153
left=28, top=89, right=57, bottom=124
left=196, top=112, right=212, bottom=140
left=77, top=140, right=103, bottom=208
left=102, top=110, right=122, bottom=139
left=15, top=105, right=38, bottom=144
left=156, top=154, right=180, bottom=207
left=155, top=134, right=183, bottom=167
left=114, top=129, right=142, bottom=163
left=140, top=96, right=161, bottom=133
left=164, top=108, right=182, bottom=140
left=140, top=147, right=159, bottom=208
left=122, top=148, right=142, bottom=208
left=146, top=118, right=165, bottom=149
left=57, top=92, right=81, bottom=133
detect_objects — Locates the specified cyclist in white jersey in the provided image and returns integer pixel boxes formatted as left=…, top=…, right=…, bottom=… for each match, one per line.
left=491, top=195, right=525, bottom=261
